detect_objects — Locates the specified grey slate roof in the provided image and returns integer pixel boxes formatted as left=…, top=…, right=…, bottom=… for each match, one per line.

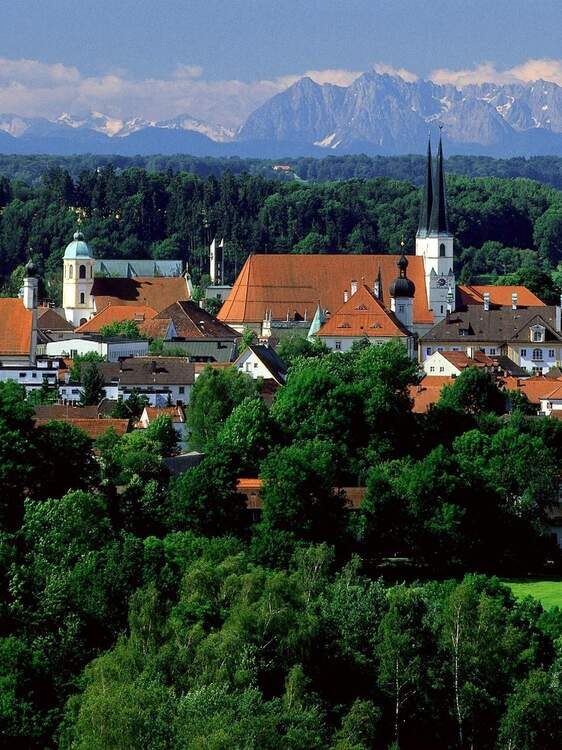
left=94, top=259, right=183, bottom=278
left=428, top=136, right=450, bottom=236
left=156, top=300, right=239, bottom=340
left=422, top=305, right=562, bottom=344
left=417, top=138, right=433, bottom=238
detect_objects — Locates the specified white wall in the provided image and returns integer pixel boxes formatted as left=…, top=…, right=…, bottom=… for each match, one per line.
left=514, top=345, right=559, bottom=374
left=59, top=382, right=191, bottom=406
left=236, top=349, right=274, bottom=379
left=423, top=351, right=460, bottom=376
left=320, top=335, right=415, bottom=358
left=46, top=338, right=149, bottom=362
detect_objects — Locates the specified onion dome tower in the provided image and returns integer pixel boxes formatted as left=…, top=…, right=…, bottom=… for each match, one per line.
left=62, top=230, right=96, bottom=326
left=389, top=246, right=415, bottom=330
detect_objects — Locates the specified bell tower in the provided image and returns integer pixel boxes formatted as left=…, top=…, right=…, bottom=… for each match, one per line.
left=62, top=231, right=96, bottom=326
left=415, top=134, right=455, bottom=322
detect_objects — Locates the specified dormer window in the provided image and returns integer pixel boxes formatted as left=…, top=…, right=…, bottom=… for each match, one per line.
left=530, top=325, right=545, bottom=343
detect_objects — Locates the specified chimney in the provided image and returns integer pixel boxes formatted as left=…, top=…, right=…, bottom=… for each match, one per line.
left=511, top=293, right=518, bottom=310
left=483, top=292, right=490, bottom=312
left=343, top=289, right=349, bottom=303
left=350, top=279, right=358, bottom=296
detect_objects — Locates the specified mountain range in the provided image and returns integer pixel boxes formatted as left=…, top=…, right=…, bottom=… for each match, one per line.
left=4, top=71, right=562, bottom=157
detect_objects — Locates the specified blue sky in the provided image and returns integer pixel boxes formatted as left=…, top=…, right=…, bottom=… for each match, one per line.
left=2, top=0, right=562, bottom=125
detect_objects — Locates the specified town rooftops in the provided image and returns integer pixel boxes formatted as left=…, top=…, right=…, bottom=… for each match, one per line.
left=408, top=376, right=455, bottom=413
left=502, top=376, right=562, bottom=405
left=142, top=405, right=185, bottom=423
left=75, top=304, right=158, bottom=333
left=457, top=285, right=545, bottom=309
left=0, top=298, right=33, bottom=356
left=439, top=350, right=492, bottom=369
left=97, top=356, right=195, bottom=386
left=218, top=253, right=433, bottom=326
left=139, top=318, right=174, bottom=340
left=155, top=300, right=239, bottom=339
left=316, top=284, right=411, bottom=339
left=422, top=306, right=561, bottom=343
left=91, top=277, right=190, bottom=313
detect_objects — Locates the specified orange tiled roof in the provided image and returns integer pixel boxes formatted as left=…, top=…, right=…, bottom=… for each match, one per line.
left=218, top=253, right=432, bottom=326
left=92, top=277, right=190, bottom=313
left=75, top=304, right=158, bottom=333
left=0, top=298, right=33, bottom=356
left=235, top=478, right=366, bottom=509
left=34, top=417, right=130, bottom=439
left=502, top=375, right=562, bottom=404
left=542, top=384, right=562, bottom=401
left=144, top=406, right=185, bottom=423
left=458, top=285, right=545, bottom=308
left=440, top=351, right=491, bottom=369
left=317, top=284, right=410, bottom=338
left=408, top=376, right=455, bottom=413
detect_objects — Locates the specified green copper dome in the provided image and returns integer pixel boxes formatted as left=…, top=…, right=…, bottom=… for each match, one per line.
left=63, top=231, right=93, bottom=260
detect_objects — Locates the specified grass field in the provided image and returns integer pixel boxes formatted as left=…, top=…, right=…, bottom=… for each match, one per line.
left=501, top=579, right=562, bottom=609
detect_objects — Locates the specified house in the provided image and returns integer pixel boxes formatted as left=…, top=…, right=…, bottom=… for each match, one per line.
left=234, top=344, right=288, bottom=384
left=423, top=350, right=492, bottom=376
left=408, top=376, right=455, bottom=413
left=138, top=405, right=186, bottom=447
left=46, top=336, right=149, bottom=362
left=61, top=230, right=191, bottom=326
left=420, top=302, right=562, bottom=374
left=59, top=356, right=195, bottom=406
left=74, top=304, right=158, bottom=334
left=153, top=300, right=239, bottom=361
left=314, top=281, right=415, bottom=356
left=37, top=306, right=75, bottom=342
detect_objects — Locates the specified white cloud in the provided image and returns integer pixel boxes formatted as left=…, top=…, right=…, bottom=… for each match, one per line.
left=372, top=63, right=418, bottom=83
left=430, top=58, right=562, bottom=88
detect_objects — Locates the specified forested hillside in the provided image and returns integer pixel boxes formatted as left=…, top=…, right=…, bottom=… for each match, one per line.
left=1, top=165, right=562, bottom=304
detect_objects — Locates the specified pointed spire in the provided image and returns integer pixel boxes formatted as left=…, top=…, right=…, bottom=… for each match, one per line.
left=417, top=137, right=433, bottom=238
left=307, top=303, right=325, bottom=340
left=428, top=133, right=450, bottom=235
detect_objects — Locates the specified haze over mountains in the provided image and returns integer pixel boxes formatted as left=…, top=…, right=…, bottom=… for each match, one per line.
left=3, top=70, right=562, bottom=157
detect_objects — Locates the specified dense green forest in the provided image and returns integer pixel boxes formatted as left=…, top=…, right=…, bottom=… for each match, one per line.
left=1, top=344, right=562, bottom=749
left=4, top=153, right=562, bottom=188
left=1, top=164, right=562, bottom=303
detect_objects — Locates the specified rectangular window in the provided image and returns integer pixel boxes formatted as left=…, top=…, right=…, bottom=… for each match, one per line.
left=521, top=349, right=527, bottom=357
left=335, top=341, right=341, bottom=350
left=439, top=366, right=444, bottom=372
left=398, top=304, right=405, bottom=313
left=429, top=366, right=435, bottom=373
left=18, top=373, right=25, bottom=378
left=549, top=349, right=555, bottom=358
left=179, top=386, right=185, bottom=394
left=489, top=348, right=496, bottom=355
left=426, top=347, right=431, bottom=356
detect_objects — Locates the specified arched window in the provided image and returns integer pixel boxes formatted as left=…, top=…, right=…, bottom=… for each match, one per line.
left=439, top=243, right=446, bottom=257
left=79, top=264, right=86, bottom=279
left=80, top=292, right=85, bottom=304
left=532, top=348, right=542, bottom=361
left=79, top=318, right=87, bottom=326
left=69, top=266, right=73, bottom=279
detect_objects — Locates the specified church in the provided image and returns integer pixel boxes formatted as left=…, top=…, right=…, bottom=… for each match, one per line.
left=218, top=137, right=455, bottom=346
left=62, top=234, right=191, bottom=326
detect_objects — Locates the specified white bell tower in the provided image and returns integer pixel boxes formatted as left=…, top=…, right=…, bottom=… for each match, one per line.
left=415, top=135, right=455, bottom=322
left=62, top=231, right=96, bottom=326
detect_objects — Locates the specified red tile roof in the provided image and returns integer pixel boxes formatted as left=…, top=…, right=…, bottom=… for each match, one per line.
left=92, top=277, right=190, bottom=313
left=0, top=298, right=33, bottom=356
left=219, top=253, right=432, bottom=326
left=75, top=304, right=157, bottom=333
left=458, top=285, right=545, bottom=308
left=139, top=318, right=172, bottom=339
left=143, top=406, right=185, bottom=423
left=502, top=375, right=562, bottom=404
left=440, top=350, right=492, bottom=369
left=317, top=284, right=410, bottom=338
left=408, top=376, right=455, bottom=413
left=235, top=479, right=366, bottom=509
left=34, top=417, right=130, bottom=439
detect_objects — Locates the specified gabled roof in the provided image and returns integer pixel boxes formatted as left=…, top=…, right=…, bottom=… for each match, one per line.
left=91, top=277, right=189, bottom=313
left=139, top=318, right=174, bottom=340
left=75, top=304, right=158, bottom=333
left=458, top=285, right=545, bottom=308
left=37, top=306, right=74, bottom=332
left=155, top=300, right=239, bottom=339
left=316, top=284, right=410, bottom=339
left=34, top=404, right=101, bottom=420
left=422, top=306, right=561, bottom=343
left=142, top=405, right=185, bottom=423
left=0, top=298, right=33, bottom=356
left=218, top=253, right=433, bottom=326
left=439, top=350, right=491, bottom=369
left=235, top=344, right=288, bottom=384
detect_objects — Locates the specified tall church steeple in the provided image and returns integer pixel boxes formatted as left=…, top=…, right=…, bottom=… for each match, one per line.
left=417, top=137, right=433, bottom=238
left=415, top=132, right=455, bottom=324
left=428, top=134, right=450, bottom=236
